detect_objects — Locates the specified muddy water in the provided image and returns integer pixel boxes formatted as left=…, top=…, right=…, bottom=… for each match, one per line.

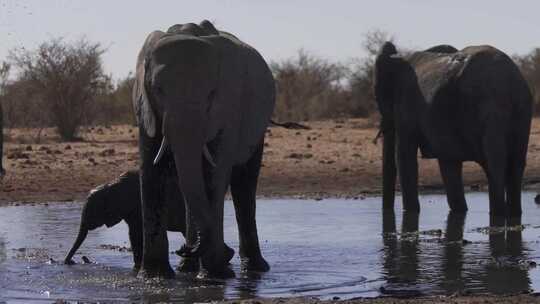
left=1, top=193, right=540, bottom=303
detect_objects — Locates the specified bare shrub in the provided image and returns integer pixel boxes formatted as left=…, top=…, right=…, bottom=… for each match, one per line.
left=8, top=38, right=108, bottom=141
left=271, top=50, right=350, bottom=121
left=271, top=30, right=395, bottom=122
left=92, top=74, right=135, bottom=126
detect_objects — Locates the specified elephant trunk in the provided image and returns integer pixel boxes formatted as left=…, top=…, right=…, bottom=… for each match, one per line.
left=374, top=42, right=398, bottom=211
left=162, top=107, right=214, bottom=256
left=381, top=118, right=396, bottom=210
left=64, top=224, right=88, bottom=264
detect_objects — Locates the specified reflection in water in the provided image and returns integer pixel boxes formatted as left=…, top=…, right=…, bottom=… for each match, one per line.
left=0, top=237, right=5, bottom=264
left=381, top=211, right=421, bottom=296
left=382, top=211, right=531, bottom=295
left=441, top=212, right=466, bottom=292
left=483, top=216, right=530, bottom=294
left=1, top=194, right=540, bottom=302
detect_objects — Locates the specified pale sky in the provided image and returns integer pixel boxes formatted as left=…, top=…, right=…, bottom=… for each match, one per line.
left=1, top=0, right=539, bottom=78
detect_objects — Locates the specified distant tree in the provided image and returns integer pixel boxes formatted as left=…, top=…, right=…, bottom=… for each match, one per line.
left=108, top=74, right=135, bottom=125
left=271, top=49, right=349, bottom=121
left=0, top=62, right=9, bottom=92
left=8, top=38, right=108, bottom=140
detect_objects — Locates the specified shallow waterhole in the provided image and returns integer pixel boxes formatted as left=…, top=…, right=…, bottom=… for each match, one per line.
left=1, top=192, right=540, bottom=303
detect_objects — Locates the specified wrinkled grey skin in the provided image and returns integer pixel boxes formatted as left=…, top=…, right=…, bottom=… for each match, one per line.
left=0, top=100, right=5, bottom=177
left=64, top=170, right=234, bottom=272
left=375, top=42, right=532, bottom=217
left=133, top=20, right=274, bottom=277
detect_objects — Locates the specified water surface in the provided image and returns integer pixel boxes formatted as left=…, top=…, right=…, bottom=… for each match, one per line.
left=1, top=193, right=540, bottom=303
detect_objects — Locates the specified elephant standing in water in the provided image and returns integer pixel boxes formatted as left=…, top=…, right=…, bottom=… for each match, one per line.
left=63, top=171, right=234, bottom=271
left=133, top=20, right=274, bottom=277
left=374, top=42, right=532, bottom=216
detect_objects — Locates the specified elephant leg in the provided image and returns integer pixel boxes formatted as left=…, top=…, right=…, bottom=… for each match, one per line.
left=177, top=206, right=201, bottom=273
left=178, top=218, right=234, bottom=273
left=230, top=141, right=269, bottom=272
left=505, top=150, right=526, bottom=217
left=397, top=133, right=420, bottom=212
left=126, top=216, right=143, bottom=272
left=138, top=133, right=174, bottom=278
left=197, top=160, right=233, bottom=277
left=505, top=162, right=524, bottom=217
left=484, top=130, right=508, bottom=217
left=438, top=160, right=467, bottom=213
left=177, top=178, right=234, bottom=272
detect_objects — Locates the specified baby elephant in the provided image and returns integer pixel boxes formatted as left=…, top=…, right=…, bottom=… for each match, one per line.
left=64, top=170, right=234, bottom=271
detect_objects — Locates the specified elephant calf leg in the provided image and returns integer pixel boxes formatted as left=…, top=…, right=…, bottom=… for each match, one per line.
left=231, top=141, right=269, bottom=272
left=438, top=160, right=467, bottom=213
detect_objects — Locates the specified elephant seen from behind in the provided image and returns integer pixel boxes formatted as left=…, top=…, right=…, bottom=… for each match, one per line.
left=374, top=42, right=532, bottom=217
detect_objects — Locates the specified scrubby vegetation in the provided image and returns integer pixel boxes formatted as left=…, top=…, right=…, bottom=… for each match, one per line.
left=2, top=31, right=540, bottom=142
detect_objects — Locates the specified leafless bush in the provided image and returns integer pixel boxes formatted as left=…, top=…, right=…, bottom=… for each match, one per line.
left=271, top=50, right=351, bottom=121
left=271, top=30, right=395, bottom=122
left=1, top=31, right=404, bottom=132
left=92, top=74, right=135, bottom=126
left=8, top=38, right=108, bottom=141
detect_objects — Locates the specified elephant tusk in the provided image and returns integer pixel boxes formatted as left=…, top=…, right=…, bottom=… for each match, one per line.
left=203, top=145, right=216, bottom=167
left=153, top=136, right=168, bottom=165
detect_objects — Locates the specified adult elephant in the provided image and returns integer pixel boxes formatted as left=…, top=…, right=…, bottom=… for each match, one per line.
left=133, top=20, right=275, bottom=278
left=375, top=42, right=532, bottom=217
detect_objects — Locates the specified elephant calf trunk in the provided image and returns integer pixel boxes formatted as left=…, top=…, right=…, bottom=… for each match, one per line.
left=64, top=226, right=89, bottom=265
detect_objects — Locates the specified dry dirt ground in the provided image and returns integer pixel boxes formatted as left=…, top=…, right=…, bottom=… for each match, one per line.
left=2, top=118, right=540, bottom=204
left=3, top=119, right=540, bottom=304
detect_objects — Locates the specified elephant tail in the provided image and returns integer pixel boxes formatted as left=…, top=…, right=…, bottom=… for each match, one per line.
left=269, top=119, right=311, bottom=130
left=64, top=226, right=88, bottom=265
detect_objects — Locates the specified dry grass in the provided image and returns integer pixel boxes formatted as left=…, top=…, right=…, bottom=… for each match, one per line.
left=2, top=118, right=540, bottom=204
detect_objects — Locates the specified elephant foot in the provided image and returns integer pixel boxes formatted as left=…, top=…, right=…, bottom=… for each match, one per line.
left=199, top=245, right=236, bottom=278
left=197, top=265, right=235, bottom=279
left=137, top=263, right=175, bottom=279
left=132, top=263, right=141, bottom=274
left=240, top=255, right=270, bottom=272
left=177, top=257, right=199, bottom=273
left=177, top=243, right=235, bottom=273
left=224, top=244, right=235, bottom=264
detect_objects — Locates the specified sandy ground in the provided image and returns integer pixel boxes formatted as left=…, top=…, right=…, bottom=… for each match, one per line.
left=2, top=118, right=540, bottom=204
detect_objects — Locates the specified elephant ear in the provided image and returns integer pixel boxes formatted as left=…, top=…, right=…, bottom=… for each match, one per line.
left=133, top=31, right=165, bottom=138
